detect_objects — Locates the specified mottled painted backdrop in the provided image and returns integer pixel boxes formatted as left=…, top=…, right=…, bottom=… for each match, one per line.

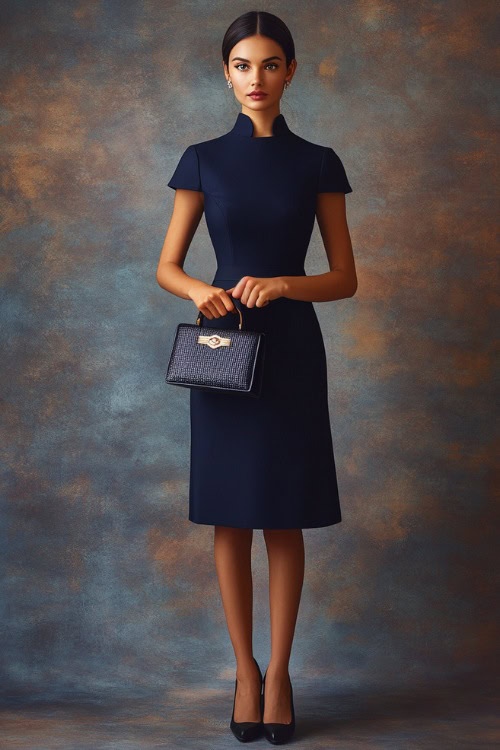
left=1, top=0, right=498, bottom=709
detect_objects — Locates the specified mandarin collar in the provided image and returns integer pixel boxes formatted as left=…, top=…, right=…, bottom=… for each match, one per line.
left=230, top=112, right=291, bottom=138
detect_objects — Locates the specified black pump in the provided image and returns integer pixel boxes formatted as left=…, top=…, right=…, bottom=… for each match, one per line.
left=230, top=656, right=264, bottom=742
left=262, top=670, right=296, bottom=745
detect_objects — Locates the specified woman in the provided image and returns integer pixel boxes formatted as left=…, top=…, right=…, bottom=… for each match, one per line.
left=157, top=11, right=356, bottom=745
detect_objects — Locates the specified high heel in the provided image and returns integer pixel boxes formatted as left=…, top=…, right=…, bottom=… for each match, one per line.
left=230, top=656, right=264, bottom=742
left=262, top=670, right=296, bottom=745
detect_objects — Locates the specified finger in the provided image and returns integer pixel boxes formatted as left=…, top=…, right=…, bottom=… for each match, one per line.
left=225, top=288, right=238, bottom=312
left=240, top=280, right=256, bottom=306
left=211, top=298, right=229, bottom=317
left=206, top=291, right=229, bottom=318
left=231, top=276, right=249, bottom=298
left=219, top=290, right=237, bottom=314
left=245, top=286, right=260, bottom=308
left=200, top=307, right=213, bottom=319
left=203, top=300, right=220, bottom=319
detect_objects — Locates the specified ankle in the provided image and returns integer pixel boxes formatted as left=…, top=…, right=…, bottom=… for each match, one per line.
left=236, top=657, right=260, bottom=680
left=265, top=661, right=290, bottom=679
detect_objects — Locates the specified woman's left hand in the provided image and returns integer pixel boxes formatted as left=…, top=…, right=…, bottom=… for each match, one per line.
left=227, top=276, right=287, bottom=308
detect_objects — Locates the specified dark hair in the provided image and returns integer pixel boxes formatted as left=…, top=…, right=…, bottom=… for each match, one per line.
left=221, top=11, right=295, bottom=69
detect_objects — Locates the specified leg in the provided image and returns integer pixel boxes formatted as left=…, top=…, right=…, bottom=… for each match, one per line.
left=263, top=528, right=305, bottom=723
left=213, top=525, right=261, bottom=722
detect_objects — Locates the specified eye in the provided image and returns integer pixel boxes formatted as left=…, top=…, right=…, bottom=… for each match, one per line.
left=234, top=63, right=279, bottom=71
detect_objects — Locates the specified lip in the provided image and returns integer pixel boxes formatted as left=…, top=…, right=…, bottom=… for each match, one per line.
left=248, top=92, right=267, bottom=99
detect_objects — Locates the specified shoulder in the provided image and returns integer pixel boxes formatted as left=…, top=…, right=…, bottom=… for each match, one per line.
left=286, top=134, right=351, bottom=182
left=288, top=135, right=353, bottom=194
left=178, top=133, right=231, bottom=156
left=289, top=133, right=344, bottom=160
left=289, top=132, right=327, bottom=151
left=167, top=134, right=230, bottom=191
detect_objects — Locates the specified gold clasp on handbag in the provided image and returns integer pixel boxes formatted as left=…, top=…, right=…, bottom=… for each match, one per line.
left=198, top=334, right=231, bottom=349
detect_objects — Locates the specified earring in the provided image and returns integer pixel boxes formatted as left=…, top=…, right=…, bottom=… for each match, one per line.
left=227, top=79, right=233, bottom=89
left=284, top=80, right=291, bottom=89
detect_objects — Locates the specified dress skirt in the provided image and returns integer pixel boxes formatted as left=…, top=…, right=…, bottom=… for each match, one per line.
left=188, top=274, right=342, bottom=529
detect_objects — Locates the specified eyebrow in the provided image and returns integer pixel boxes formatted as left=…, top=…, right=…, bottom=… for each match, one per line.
left=231, top=56, right=282, bottom=63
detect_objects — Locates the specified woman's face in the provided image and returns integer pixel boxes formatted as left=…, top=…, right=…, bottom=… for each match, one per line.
left=224, top=34, right=295, bottom=112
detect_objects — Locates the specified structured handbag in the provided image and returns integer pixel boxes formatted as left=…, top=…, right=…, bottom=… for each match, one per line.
left=165, top=297, right=266, bottom=397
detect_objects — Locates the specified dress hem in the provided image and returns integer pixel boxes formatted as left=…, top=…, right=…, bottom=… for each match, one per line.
left=188, top=517, right=342, bottom=530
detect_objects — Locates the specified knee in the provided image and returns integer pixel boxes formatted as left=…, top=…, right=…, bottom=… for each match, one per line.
left=214, top=525, right=253, bottom=540
left=263, top=527, right=303, bottom=541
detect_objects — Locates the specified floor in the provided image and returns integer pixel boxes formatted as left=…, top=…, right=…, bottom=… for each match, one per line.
left=1, top=674, right=498, bottom=749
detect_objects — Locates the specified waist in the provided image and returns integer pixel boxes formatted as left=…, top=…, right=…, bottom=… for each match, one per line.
left=213, top=264, right=306, bottom=280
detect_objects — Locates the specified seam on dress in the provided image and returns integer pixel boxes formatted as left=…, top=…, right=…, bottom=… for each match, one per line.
left=317, top=146, right=327, bottom=193
left=211, top=193, right=236, bottom=272
left=191, top=144, right=202, bottom=190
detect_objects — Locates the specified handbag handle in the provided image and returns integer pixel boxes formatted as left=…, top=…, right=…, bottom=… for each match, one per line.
left=196, top=295, right=244, bottom=330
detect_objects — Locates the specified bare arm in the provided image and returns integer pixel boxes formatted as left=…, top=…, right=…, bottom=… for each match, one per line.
left=156, top=189, right=206, bottom=299
left=156, top=189, right=237, bottom=319
left=281, top=192, right=357, bottom=302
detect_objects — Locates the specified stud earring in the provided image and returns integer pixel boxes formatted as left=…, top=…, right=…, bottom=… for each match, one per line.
left=227, top=79, right=233, bottom=89
left=284, top=80, right=291, bottom=89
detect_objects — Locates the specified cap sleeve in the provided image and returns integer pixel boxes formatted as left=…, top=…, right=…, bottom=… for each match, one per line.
left=317, top=146, right=352, bottom=194
left=167, top=144, right=202, bottom=191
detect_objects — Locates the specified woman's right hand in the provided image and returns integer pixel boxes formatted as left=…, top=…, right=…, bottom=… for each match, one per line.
left=188, top=282, right=238, bottom=320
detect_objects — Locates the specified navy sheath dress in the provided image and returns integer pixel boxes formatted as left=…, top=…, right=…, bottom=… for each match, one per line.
left=167, top=112, right=353, bottom=529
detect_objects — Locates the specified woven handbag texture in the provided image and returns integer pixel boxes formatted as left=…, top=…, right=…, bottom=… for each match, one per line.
left=166, top=323, right=263, bottom=392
